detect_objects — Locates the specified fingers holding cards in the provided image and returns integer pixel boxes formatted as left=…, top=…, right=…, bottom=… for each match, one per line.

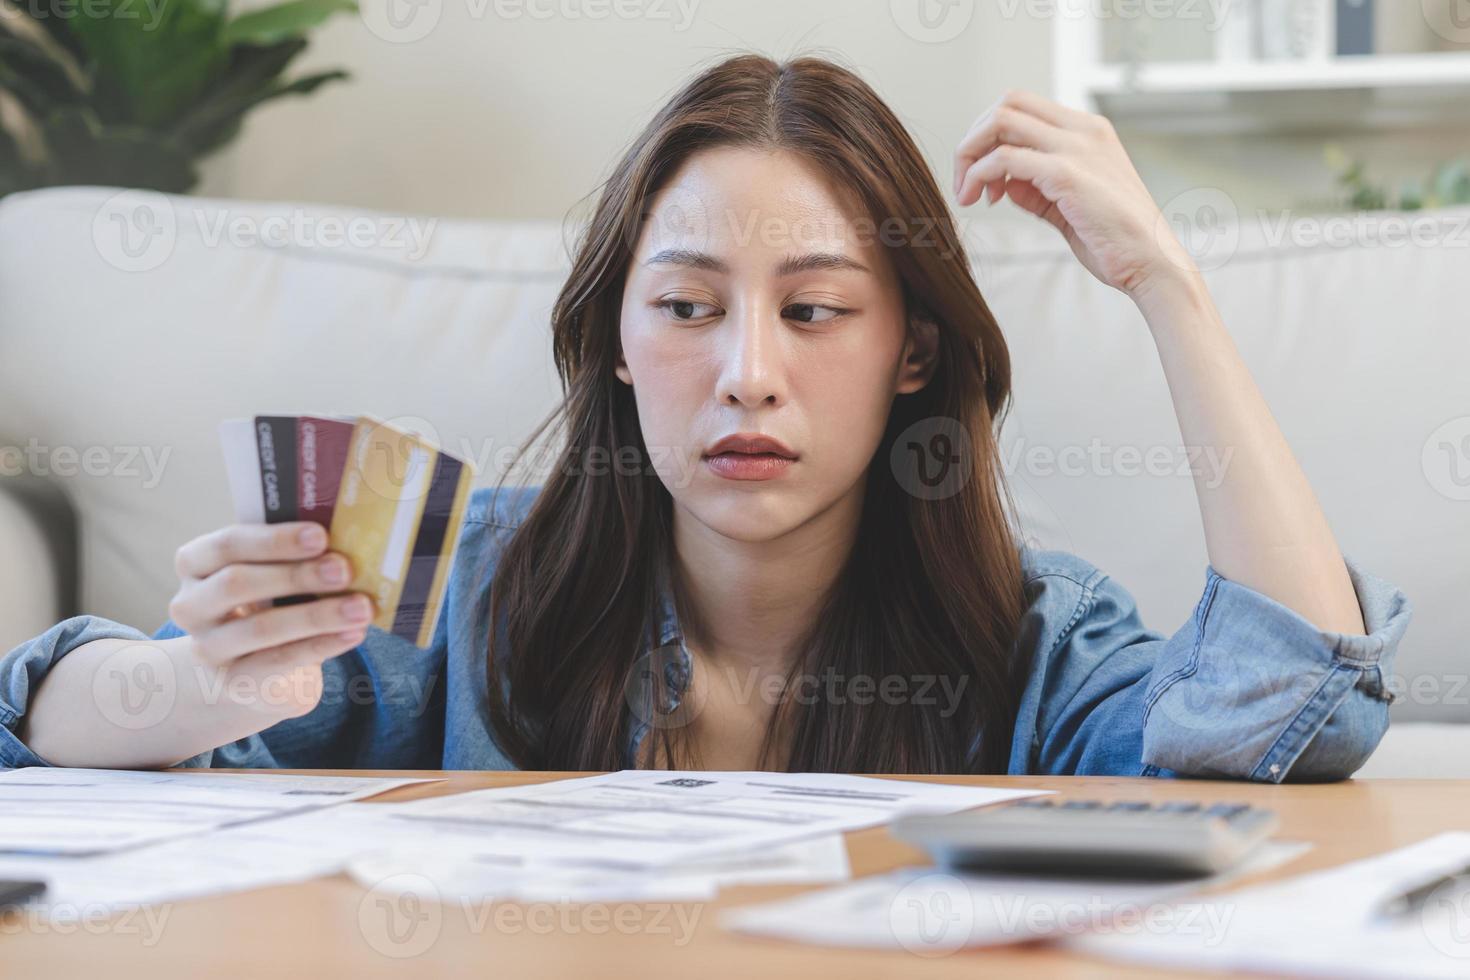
left=191, top=594, right=374, bottom=667
left=173, top=522, right=329, bottom=582
left=176, top=554, right=356, bottom=628
left=216, top=414, right=473, bottom=649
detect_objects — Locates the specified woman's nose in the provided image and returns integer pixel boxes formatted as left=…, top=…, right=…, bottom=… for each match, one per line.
left=714, top=304, right=787, bottom=408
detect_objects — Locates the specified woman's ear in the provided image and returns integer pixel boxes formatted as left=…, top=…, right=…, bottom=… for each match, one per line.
left=615, top=349, right=633, bottom=386
left=895, top=313, right=940, bottom=395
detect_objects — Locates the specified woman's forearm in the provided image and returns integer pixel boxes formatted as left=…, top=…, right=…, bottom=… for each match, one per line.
left=21, top=521, right=372, bottom=769
left=19, top=635, right=300, bottom=769
left=1134, top=269, right=1366, bottom=636
left=951, top=91, right=1368, bottom=636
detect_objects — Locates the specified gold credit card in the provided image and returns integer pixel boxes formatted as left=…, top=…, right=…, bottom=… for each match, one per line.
left=221, top=413, right=474, bottom=649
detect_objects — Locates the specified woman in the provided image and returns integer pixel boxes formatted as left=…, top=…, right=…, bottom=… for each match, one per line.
left=7, top=55, right=1408, bottom=778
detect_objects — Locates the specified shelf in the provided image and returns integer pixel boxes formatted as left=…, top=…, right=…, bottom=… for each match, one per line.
left=1081, top=53, right=1470, bottom=134
left=1086, top=52, right=1470, bottom=94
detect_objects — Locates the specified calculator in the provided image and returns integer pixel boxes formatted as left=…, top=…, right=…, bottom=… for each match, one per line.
left=891, top=798, right=1279, bottom=879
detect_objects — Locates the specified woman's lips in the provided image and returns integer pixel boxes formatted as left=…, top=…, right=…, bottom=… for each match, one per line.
left=701, top=433, right=797, bottom=481
left=703, top=452, right=795, bottom=481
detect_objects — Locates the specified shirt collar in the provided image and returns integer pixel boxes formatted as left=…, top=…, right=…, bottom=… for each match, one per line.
left=651, top=544, right=684, bottom=649
left=626, top=547, right=694, bottom=765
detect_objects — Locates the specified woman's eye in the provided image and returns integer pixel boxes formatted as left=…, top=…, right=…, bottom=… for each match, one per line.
left=658, top=299, right=720, bottom=321
left=783, top=303, right=845, bottom=324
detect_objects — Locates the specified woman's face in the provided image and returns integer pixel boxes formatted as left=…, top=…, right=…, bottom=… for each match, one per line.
left=617, top=146, right=936, bottom=542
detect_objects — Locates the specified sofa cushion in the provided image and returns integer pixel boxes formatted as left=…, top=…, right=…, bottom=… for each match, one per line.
left=0, top=186, right=1465, bottom=730
left=0, top=483, right=64, bottom=653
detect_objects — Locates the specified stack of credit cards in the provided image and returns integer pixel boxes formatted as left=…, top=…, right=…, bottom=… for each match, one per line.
left=219, top=415, right=474, bottom=648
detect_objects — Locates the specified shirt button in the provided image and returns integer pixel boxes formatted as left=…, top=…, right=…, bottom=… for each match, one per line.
left=1269, top=763, right=1282, bottom=777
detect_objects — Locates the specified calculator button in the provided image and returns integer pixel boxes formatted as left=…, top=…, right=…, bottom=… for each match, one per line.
left=1157, top=802, right=1203, bottom=814
left=1199, top=804, right=1248, bottom=821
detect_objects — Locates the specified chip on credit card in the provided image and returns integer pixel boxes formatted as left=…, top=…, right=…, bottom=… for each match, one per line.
left=219, top=415, right=474, bottom=648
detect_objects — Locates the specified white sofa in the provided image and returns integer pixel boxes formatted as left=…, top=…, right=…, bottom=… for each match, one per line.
left=1, top=186, right=1466, bottom=775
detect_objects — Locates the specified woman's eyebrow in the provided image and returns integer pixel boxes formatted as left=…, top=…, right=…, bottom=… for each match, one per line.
left=644, top=248, right=727, bottom=272
left=641, top=248, right=870, bottom=276
left=775, top=252, right=870, bottom=276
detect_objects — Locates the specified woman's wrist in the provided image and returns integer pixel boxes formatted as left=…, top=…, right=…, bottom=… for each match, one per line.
left=1130, top=263, right=1220, bottom=344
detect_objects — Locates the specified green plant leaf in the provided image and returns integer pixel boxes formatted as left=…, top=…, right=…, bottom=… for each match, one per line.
left=0, top=35, right=88, bottom=116
left=1348, top=185, right=1385, bottom=211
left=222, top=0, right=356, bottom=46
left=0, top=121, right=39, bottom=197
left=39, top=105, right=197, bottom=191
left=255, top=68, right=347, bottom=101
left=4, top=0, right=347, bottom=196
left=169, top=39, right=347, bottom=152
left=178, top=66, right=347, bottom=156
left=7, top=0, right=90, bottom=60
left=168, top=38, right=308, bottom=150
left=1399, top=182, right=1423, bottom=211
left=1433, top=160, right=1470, bottom=206
left=66, top=0, right=230, bottom=128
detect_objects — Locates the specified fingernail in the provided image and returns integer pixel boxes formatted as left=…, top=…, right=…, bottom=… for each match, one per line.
left=299, top=525, right=327, bottom=549
left=342, top=596, right=372, bottom=622
left=319, top=557, right=349, bottom=586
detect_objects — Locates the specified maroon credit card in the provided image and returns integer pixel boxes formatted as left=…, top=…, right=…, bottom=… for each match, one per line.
left=297, top=416, right=354, bottom=528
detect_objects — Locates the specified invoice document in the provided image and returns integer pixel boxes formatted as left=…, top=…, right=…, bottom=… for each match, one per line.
left=376, top=769, right=1047, bottom=869
left=0, top=766, right=435, bottom=855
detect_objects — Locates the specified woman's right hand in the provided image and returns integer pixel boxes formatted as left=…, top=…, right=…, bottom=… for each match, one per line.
left=168, top=522, right=374, bottom=718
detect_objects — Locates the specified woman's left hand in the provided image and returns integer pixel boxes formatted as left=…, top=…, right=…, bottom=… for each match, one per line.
left=953, top=90, right=1198, bottom=302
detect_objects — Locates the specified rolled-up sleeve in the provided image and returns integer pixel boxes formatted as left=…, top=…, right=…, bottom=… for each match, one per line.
left=1140, top=557, right=1410, bottom=782
left=1013, top=550, right=1412, bottom=782
left=0, top=615, right=155, bottom=768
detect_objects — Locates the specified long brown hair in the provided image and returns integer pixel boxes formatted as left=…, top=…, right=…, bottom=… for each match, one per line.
left=482, top=53, right=1025, bottom=774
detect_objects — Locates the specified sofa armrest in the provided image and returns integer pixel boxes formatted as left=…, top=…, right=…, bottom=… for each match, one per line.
left=0, top=478, right=76, bottom=654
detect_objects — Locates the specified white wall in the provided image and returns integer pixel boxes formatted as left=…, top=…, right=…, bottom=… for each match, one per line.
left=202, top=1, right=1052, bottom=223
left=202, top=1, right=1467, bottom=228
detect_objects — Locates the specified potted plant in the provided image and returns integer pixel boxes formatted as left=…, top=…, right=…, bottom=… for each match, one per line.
left=0, top=0, right=354, bottom=197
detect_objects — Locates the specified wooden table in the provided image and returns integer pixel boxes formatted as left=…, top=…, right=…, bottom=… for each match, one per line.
left=4, top=771, right=1466, bottom=978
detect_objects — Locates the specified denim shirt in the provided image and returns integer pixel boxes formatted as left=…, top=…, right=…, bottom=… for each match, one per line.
left=0, top=485, right=1411, bottom=780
